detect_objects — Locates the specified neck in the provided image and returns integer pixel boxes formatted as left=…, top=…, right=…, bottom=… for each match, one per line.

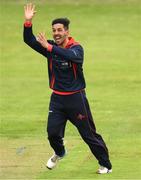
left=59, top=38, right=69, bottom=48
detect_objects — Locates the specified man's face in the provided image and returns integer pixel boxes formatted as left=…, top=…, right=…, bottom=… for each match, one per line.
left=52, top=23, right=69, bottom=45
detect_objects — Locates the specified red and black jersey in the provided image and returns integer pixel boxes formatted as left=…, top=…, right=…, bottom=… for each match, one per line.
left=23, top=23, right=86, bottom=94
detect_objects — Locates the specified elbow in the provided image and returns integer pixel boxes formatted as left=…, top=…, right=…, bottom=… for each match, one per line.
left=73, top=54, right=83, bottom=63
left=23, top=38, right=27, bottom=44
left=23, top=31, right=32, bottom=45
left=68, top=53, right=83, bottom=62
left=23, top=36, right=31, bottom=46
left=23, top=31, right=27, bottom=43
left=70, top=56, right=83, bottom=63
left=23, top=35, right=28, bottom=44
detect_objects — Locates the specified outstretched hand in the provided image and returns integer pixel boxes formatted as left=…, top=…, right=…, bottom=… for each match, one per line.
left=24, top=3, right=36, bottom=21
left=37, top=32, right=49, bottom=49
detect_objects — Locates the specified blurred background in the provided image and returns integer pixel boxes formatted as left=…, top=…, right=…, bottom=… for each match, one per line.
left=0, top=0, right=141, bottom=179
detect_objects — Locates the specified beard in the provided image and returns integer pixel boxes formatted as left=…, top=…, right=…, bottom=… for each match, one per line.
left=54, top=34, right=67, bottom=46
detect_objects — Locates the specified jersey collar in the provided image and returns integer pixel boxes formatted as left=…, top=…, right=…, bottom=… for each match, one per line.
left=65, top=37, right=79, bottom=49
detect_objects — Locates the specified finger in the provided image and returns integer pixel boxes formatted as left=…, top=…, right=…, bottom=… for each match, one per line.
left=38, top=32, right=47, bottom=41
left=32, top=4, right=37, bottom=14
left=33, top=11, right=37, bottom=14
left=32, top=4, right=35, bottom=11
left=37, top=34, right=41, bottom=40
left=24, top=4, right=28, bottom=11
left=37, top=36, right=42, bottom=43
left=37, top=38, right=41, bottom=43
left=40, top=32, right=46, bottom=39
left=36, top=36, right=39, bottom=41
left=27, top=3, right=31, bottom=12
left=42, top=32, right=45, bottom=36
left=29, top=3, right=32, bottom=10
left=31, top=3, right=33, bottom=10
left=26, top=3, right=29, bottom=11
left=37, top=34, right=43, bottom=42
left=24, top=5, right=27, bottom=12
left=27, top=3, right=32, bottom=11
left=38, top=33, right=44, bottom=39
left=38, top=33, right=42, bottom=38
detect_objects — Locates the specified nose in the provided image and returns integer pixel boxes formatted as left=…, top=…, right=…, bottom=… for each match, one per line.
left=53, top=30, right=59, bottom=35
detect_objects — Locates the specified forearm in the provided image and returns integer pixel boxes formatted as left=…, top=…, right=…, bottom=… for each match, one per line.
left=23, top=23, right=48, bottom=57
left=35, top=33, right=83, bottom=63
left=23, top=22, right=34, bottom=44
left=51, top=45, right=84, bottom=63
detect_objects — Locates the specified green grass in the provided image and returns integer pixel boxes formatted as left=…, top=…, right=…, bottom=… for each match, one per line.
left=0, top=0, right=141, bottom=179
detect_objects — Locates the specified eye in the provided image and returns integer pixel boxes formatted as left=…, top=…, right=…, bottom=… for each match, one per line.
left=58, top=28, right=63, bottom=32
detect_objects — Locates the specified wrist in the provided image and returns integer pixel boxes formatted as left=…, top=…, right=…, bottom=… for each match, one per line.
left=24, top=20, right=32, bottom=27
left=25, top=19, right=32, bottom=22
left=47, top=44, right=53, bottom=52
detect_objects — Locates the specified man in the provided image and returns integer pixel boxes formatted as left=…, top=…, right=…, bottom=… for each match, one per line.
left=23, top=3, right=112, bottom=174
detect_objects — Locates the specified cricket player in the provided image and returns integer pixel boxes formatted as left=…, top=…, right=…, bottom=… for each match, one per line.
left=23, top=3, right=112, bottom=174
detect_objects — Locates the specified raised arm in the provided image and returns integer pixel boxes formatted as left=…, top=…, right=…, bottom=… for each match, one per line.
left=23, top=3, right=50, bottom=58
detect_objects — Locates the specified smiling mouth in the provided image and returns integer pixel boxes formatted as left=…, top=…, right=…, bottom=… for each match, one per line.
left=55, top=36, right=62, bottom=41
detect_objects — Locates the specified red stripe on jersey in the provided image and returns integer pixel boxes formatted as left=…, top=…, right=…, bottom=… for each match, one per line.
left=72, top=63, right=77, bottom=79
left=49, top=58, right=53, bottom=72
left=53, top=89, right=82, bottom=95
left=50, top=74, right=55, bottom=89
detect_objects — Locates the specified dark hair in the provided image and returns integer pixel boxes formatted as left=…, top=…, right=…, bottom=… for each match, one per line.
left=52, top=18, right=70, bottom=30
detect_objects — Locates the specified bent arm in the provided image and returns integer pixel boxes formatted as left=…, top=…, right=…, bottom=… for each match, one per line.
left=51, top=45, right=84, bottom=63
left=36, top=32, right=84, bottom=63
left=23, top=24, right=50, bottom=58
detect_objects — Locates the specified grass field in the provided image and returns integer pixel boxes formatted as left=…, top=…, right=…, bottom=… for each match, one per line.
left=0, top=0, right=141, bottom=179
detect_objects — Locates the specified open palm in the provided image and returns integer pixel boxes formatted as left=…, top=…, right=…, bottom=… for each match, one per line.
left=24, top=3, right=36, bottom=21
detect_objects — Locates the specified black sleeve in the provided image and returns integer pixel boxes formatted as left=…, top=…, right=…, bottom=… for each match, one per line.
left=52, top=45, right=84, bottom=63
left=23, top=26, right=51, bottom=58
